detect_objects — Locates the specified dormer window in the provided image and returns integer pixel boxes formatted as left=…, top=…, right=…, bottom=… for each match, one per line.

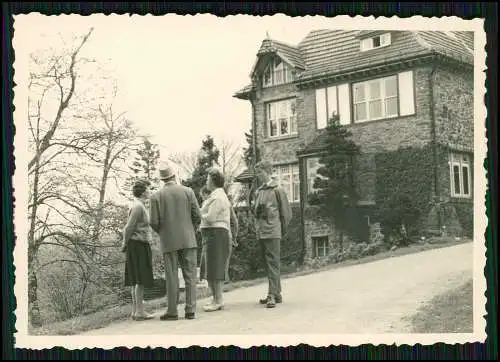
left=263, top=58, right=294, bottom=87
left=360, top=32, right=392, bottom=52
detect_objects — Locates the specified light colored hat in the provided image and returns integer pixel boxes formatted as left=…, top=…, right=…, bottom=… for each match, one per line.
left=158, top=162, right=176, bottom=180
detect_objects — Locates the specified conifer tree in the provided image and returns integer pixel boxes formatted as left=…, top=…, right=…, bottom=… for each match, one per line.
left=122, top=137, right=161, bottom=199
left=308, top=112, right=361, bottom=237
left=183, top=135, right=220, bottom=203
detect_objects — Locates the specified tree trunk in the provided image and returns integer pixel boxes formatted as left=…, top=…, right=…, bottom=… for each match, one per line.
left=28, top=156, right=42, bottom=327
left=28, top=244, right=42, bottom=326
left=91, top=136, right=112, bottom=250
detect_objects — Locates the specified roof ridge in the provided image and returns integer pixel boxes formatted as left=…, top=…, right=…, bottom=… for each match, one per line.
left=411, top=31, right=433, bottom=51
left=269, top=38, right=300, bottom=49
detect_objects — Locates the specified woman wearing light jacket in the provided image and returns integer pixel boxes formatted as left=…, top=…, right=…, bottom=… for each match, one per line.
left=200, top=167, right=231, bottom=312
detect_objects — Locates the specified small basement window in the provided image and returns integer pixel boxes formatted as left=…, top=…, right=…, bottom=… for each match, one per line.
left=313, top=236, right=330, bottom=258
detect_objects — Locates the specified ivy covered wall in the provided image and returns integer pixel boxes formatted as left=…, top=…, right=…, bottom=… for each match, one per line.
left=373, top=144, right=472, bottom=239
left=374, top=145, right=436, bottom=237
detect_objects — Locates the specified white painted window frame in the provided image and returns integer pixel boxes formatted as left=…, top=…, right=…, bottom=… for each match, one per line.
left=263, top=58, right=294, bottom=88
left=353, top=75, right=399, bottom=123
left=313, top=236, right=329, bottom=258
left=266, top=98, right=297, bottom=138
left=449, top=153, right=472, bottom=198
left=271, top=163, right=300, bottom=202
left=360, top=32, right=392, bottom=52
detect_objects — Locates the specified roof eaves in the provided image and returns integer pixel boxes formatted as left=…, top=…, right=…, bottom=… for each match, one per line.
left=234, top=169, right=254, bottom=182
left=233, top=84, right=254, bottom=100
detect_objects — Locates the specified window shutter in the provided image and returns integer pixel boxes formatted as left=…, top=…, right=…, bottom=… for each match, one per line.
left=337, top=83, right=351, bottom=125
left=398, top=71, right=415, bottom=116
left=380, top=33, right=391, bottom=46
left=315, top=88, right=327, bottom=129
left=327, top=86, right=338, bottom=122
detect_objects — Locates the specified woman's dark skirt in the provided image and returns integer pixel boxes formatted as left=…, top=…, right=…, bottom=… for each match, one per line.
left=202, top=228, right=230, bottom=281
left=124, top=239, right=154, bottom=287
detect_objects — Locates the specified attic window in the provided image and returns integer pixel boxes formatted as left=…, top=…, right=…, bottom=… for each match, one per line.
left=263, top=58, right=294, bottom=87
left=360, top=32, right=392, bottom=52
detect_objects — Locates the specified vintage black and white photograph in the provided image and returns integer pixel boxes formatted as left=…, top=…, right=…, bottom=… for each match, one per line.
left=13, top=14, right=487, bottom=349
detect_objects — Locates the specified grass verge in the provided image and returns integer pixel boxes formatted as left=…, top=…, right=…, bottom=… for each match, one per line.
left=406, top=278, right=473, bottom=333
left=30, top=238, right=471, bottom=336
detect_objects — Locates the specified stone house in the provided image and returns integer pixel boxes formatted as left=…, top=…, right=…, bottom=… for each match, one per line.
left=233, top=30, right=474, bottom=261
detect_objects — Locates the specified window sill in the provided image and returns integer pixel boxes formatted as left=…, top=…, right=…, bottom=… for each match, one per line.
left=450, top=195, right=472, bottom=201
left=264, top=134, right=299, bottom=143
left=357, top=200, right=376, bottom=206
left=360, top=43, right=391, bottom=52
left=348, top=113, right=416, bottom=127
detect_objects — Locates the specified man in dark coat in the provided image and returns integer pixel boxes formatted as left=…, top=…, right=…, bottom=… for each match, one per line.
left=150, top=162, right=201, bottom=320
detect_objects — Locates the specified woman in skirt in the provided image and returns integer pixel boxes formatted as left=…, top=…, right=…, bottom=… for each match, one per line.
left=200, top=168, right=231, bottom=312
left=198, top=186, right=211, bottom=283
left=122, top=179, right=155, bottom=321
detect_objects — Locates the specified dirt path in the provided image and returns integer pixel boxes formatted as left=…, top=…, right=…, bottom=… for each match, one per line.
left=82, top=242, right=473, bottom=335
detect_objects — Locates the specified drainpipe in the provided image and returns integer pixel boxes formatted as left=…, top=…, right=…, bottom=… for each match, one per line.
left=429, top=56, right=442, bottom=230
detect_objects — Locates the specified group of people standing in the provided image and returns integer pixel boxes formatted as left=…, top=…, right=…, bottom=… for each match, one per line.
left=121, top=160, right=292, bottom=321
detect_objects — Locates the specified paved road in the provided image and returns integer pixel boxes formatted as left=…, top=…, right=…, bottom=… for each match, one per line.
left=82, top=243, right=472, bottom=335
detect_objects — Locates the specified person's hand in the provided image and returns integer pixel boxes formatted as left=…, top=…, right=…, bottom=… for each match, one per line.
left=121, top=242, right=127, bottom=253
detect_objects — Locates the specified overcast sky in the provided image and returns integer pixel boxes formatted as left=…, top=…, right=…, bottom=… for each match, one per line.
left=14, top=14, right=348, bottom=160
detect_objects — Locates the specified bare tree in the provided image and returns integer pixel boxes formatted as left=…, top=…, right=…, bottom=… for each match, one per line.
left=27, top=28, right=94, bottom=326
left=167, top=150, right=200, bottom=181
left=218, top=138, right=245, bottom=188
left=87, top=86, right=138, bottom=248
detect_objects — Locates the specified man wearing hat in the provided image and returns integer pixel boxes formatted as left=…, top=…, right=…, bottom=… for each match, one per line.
left=150, top=161, right=201, bottom=320
left=253, top=160, right=292, bottom=308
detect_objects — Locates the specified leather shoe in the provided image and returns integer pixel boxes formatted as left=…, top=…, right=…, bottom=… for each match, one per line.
left=185, top=312, right=195, bottom=320
left=259, top=295, right=282, bottom=304
left=266, top=295, right=276, bottom=308
left=160, top=313, right=179, bottom=321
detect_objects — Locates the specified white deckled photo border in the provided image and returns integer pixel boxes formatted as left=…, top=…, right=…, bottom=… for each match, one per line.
left=12, top=13, right=488, bottom=349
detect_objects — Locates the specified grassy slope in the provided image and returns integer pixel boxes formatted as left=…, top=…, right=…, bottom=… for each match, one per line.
left=407, top=278, right=473, bottom=333
left=31, top=238, right=471, bottom=336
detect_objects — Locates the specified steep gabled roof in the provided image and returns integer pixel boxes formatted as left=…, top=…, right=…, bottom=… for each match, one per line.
left=257, top=38, right=306, bottom=69
left=234, top=30, right=474, bottom=99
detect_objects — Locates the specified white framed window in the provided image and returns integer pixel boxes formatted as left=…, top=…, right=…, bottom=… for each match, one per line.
left=266, top=98, right=297, bottom=138
left=315, top=83, right=350, bottom=127
left=360, top=32, right=392, bottom=52
left=306, top=157, right=328, bottom=194
left=315, top=71, right=414, bottom=127
left=263, top=58, right=294, bottom=87
left=271, top=163, right=300, bottom=202
left=450, top=152, right=472, bottom=198
left=353, top=75, right=399, bottom=122
left=313, top=236, right=329, bottom=258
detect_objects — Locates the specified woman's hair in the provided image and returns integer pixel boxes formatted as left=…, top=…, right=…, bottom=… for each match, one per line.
left=200, top=186, right=211, bottom=197
left=132, top=179, right=151, bottom=198
left=207, top=167, right=225, bottom=189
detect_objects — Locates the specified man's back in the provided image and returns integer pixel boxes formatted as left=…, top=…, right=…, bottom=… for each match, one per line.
left=150, top=182, right=201, bottom=254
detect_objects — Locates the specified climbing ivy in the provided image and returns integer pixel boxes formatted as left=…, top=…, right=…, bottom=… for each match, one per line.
left=373, top=145, right=436, bottom=240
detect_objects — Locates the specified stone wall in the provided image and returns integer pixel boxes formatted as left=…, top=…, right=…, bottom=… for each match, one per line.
left=434, top=66, right=474, bottom=152
left=251, top=62, right=474, bottom=258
